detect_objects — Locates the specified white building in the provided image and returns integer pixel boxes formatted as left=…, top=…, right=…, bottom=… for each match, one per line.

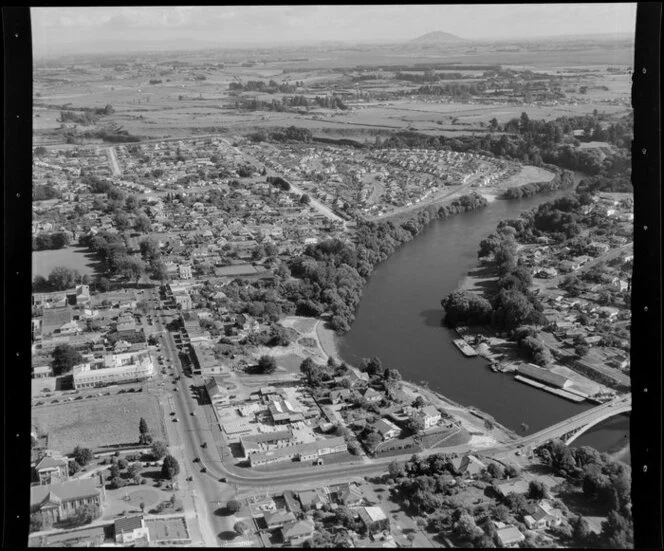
left=178, top=264, right=193, bottom=280
left=72, top=350, right=154, bottom=389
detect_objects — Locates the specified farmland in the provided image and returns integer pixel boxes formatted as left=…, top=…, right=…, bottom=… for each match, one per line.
left=31, top=393, right=166, bottom=454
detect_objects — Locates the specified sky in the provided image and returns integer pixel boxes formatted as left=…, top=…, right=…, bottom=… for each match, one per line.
left=31, top=4, right=637, bottom=55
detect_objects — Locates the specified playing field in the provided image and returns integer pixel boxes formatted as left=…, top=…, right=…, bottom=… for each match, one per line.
left=31, top=393, right=166, bottom=454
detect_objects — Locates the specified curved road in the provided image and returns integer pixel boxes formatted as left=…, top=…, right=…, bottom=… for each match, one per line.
left=147, top=285, right=629, bottom=542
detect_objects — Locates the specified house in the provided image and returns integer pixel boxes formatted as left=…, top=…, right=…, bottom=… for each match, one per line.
left=496, top=525, right=525, bottom=547
left=34, top=451, right=71, bottom=485
left=30, top=476, right=105, bottom=523
left=494, top=479, right=530, bottom=497
left=523, top=499, right=564, bottom=530
left=115, top=515, right=150, bottom=544
left=418, top=405, right=442, bottom=429
left=363, top=388, right=383, bottom=403
left=329, top=388, right=352, bottom=404
left=282, top=490, right=302, bottom=515
left=373, top=418, right=402, bottom=441
left=358, top=506, right=390, bottom=535
left=178, top=264, right=193, bottom=280
left=336, top=483, right=365, bottom=507
left=452, top=454, right=486, bottom=479
left=297, top=488, right=328, bottom=510
left=264, top=510, right=296, bottom=529
left=280, top=519, right=315, bottom=546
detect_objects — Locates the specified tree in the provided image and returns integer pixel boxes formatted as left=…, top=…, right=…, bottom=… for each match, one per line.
left=73, top=446, right=94, bottom=467
left=300, top=193, right=311, bottom=205
left=117, top=256, right=146, bottom=283
left=151, top=441, right=167, bottom=460
left=574, top=344, right=590, bottom=357
left=114, top=211, right=131, bottom=231
left=234, top=521, right=249, bottom=536
left=135, top=214, right=152, bottom=233
left=52, top=344, right=84, bottom=375
left=256, top=355, right=277, bottom=374
left=572, top=515, right=591, bottom=544
left=30, top=512, right=51, bottom=533
left=406, top=415, right=426, bottom=435
left=226, top=499, right=242, bottom=514
left=362, top=357, right=382, bottom=377
left=117, top=458, right=128, bottom=470
left=413, top=396, right=426, bottom=408
left=97, top=277, right=111, bottom=292
left=139, top=418, right=149, bottom=438
left=109, top=464, right=121, bottom=480
left=487, top=462, right=505, bottom=480
left=161, top=455, right=180, bottom=480
left=47, top=266, right=80, bottom=291
left=71, top=503, right=100, bottom=526
left=527, top=480, right=549, bottom=500
left=128, top=462, right=142, bottom=478
left=388, top=460, right=403, bottom=480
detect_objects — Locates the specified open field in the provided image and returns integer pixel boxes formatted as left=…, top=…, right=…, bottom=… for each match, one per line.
left=32, top=247, right=100, bottom=279
left=31, top=393, right=166, bottom=454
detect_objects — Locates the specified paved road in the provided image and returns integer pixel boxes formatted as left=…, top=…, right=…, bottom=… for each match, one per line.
left=106, top=147, right=122, bottom=177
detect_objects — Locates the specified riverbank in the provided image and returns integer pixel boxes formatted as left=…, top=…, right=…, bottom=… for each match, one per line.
left=311, top=319, right=518, bottom=448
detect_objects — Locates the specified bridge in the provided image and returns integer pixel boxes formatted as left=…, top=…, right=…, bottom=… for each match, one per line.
left=513, top=394, right=631, bottom=449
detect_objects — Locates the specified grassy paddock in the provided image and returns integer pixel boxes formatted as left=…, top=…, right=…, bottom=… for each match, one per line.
left=31, top=393, right=166, bottom=454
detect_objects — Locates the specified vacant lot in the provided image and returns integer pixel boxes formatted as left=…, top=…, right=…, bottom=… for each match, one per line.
left=32, top=247, right=99, bottom=279
left=31, top=393, right=166, bottom=454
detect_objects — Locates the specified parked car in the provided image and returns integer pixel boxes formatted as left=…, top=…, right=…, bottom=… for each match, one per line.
left=200, top=467, right=207, bottom=473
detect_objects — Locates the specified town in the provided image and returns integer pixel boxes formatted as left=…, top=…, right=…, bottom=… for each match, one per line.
left=28, top=8, right=635, bottom=549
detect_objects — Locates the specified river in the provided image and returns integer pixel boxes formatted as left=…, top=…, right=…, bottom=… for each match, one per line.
left=339, top=185, right=629, bottom=461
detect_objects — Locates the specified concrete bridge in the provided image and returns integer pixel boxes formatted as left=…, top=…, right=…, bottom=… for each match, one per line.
left=514, top=394, right=631, bottom=449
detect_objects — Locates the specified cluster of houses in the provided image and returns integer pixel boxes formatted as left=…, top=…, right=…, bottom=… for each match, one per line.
left=245, top=143, right=514, bottom=219
left=246, top=482, right=392, bottom=546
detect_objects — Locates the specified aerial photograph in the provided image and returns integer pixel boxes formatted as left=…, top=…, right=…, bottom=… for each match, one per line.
left=29, top=4, right=635, bottom=548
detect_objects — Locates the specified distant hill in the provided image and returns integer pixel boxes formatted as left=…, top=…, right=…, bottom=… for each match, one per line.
left=411, top=31, right=464, bottom=44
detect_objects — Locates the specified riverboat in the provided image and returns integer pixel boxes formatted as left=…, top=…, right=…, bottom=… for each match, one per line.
left=453, top=338, right=478, bottom=357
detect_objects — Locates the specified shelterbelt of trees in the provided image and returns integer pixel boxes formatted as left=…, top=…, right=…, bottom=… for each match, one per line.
left=281, top=192, right=488, bottom=333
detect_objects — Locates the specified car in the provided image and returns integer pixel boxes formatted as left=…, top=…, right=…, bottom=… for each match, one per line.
left=515, top=451, right=522, bottom=456
left=219, top=477, right=227, bottom=483
left=170, top=412, right=176, bottom=416
left=173, top=418, right=179, bottom=422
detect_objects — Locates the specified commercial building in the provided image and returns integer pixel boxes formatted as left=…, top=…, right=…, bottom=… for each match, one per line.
left=248, top=437, right=347, bottom=467
left=72, top=350, right=154, bottom=389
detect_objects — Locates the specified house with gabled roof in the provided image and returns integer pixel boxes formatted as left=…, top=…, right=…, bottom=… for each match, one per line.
left=280, top=519, right=315, bottom=546
left=34, top=451, right=71, bottom=486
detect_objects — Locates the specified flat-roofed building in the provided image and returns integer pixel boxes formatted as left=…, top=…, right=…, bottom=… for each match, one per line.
left=248, top=437, right=347, bottom=467
left=72, top=350, right=153, bottom=389
left=240, top=430, right=294, bottom=456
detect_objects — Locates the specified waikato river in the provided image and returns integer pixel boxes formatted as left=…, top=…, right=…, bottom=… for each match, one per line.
left=339, top=186, right=630, bottom=462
